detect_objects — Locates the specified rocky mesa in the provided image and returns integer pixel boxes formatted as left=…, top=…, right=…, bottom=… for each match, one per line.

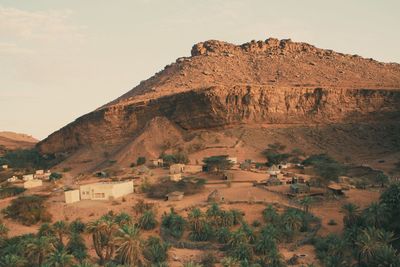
left=37, top=38, right=400, bottom=170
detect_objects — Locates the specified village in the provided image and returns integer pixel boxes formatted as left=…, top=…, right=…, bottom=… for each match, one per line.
left=0, top=151, right=387, bottom=266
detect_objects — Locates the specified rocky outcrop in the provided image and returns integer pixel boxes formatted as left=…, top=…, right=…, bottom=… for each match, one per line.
left=37, top=38, right=400, bottom=159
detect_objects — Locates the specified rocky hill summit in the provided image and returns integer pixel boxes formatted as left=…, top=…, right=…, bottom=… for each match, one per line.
left=37, top=38, right=400, bottom=171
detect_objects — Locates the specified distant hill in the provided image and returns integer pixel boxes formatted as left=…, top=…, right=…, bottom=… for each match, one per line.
left=37, top=38, right=400, bottom=172
left=0, top=131, right=38, bottom=154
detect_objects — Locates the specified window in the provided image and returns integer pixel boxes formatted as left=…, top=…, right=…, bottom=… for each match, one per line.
left=94, top=193, right=105, bottom=199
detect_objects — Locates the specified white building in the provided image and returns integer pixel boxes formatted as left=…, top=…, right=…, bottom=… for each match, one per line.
left=35, top=170, right=51, bottom=180
left=169, top=164, right=185, bottom=174
left=64, top=190, right=80, bottom=204
left=1, top=165, right=8, bottom=170
left=24, top=179, right=43, bottom=189
left=23, top=174, right=34, bottom=181
left=79, top=180, right=134, bottom=201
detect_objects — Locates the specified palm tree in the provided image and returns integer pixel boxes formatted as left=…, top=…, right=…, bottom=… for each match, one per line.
left=0, top=254, right=27, bottom=267
left=0, top=222, right=8, bottom=240
left=69, top=220, right=86, bottom=234
left=341, top=203, right=360, bottom=228
left=86, top=219, right=105, bottom=263
left=369, top=244, right=400, bottom=267
left=46, top=245, right=74, bottom=267
left=221, top=257, right=239, bottom=267
left=255, top=230, right=277, bottom=255
left=26, top=235, right=56, bottom=266
left=262, top=205, right=279, bottom=224
left=299, top=196, right=313, bottom=213
left=114, top=224, right=145, bottom=266
left=72, top=260, right=99, bottom=267
left=114, top=212, right=132, bottom=227
left=39, top=223, right=56, bottom=237
left=138, top=210, right=157, bottom=230
left=53, top=221, right=70, bottom=245
left=206, top=203, right=222, bottom=225
left=362, top=202, right=388, bottom=228
left=356, top=227, right=395, bottom=265
left=87, top=215, right=119, bottom=264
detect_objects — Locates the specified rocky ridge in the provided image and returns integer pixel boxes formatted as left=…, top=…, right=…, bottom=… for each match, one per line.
left=37, top=38, right=400, bottom=169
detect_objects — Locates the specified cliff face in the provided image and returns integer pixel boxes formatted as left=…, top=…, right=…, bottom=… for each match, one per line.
left=37, top=38, right=400, bottom=164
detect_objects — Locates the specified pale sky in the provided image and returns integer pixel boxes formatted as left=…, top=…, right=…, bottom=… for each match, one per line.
left=1, top=0, right=399, bottom=140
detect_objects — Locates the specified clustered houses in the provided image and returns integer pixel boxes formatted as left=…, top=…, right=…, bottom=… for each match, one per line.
left=64, top=180, right=134, bottom=204
left=6, top=169, right=51, bottom=189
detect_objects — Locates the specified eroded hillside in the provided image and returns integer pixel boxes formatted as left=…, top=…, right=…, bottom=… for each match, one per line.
left=37, top=38, right=400, bottom=171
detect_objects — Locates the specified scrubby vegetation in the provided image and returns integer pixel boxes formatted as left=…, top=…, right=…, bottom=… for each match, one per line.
left=146, top=177, right=205, bottom=199
left=3, top=195, right=52, bottom=225
left=263, top=142, right=290, bottom=166
left=0, top=186, right=25, bottom=199
left=303, top=154, right=345, bottom=183
left=161, top=152, right=189, bottom=166
left=203, top=155, right=233, bottom=172
left=0, top=149, right=61, bottom=169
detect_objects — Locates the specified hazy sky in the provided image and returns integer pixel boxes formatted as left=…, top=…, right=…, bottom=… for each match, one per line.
left=1, top=0, right=399, bottom=140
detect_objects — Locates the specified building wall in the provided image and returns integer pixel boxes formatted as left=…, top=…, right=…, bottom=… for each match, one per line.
left=24, top=179, right=43, bottom=188
left=111, top=180, right=134, bottom=199
left=23, top=174, right=34, bottom=181
left=65, top=190, right=80, bottom=204
left=170, top=164, right=185, bottom=174
left=184, top=165, right=203, bottom=173
left=80, top=181, right=134, bottom=200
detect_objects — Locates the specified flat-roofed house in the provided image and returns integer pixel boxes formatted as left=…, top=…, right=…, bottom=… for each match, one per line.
left=79, top=180, right=134, bottom=201
left=166, top=191, right=184, bottom=201
left=23, top=174, right=34, bottom=181
left=2, top=165, right=8, bottom=169
left=169, top=164, right=185, bottom=174
left=184, top=165, right=203, bottom=174
left=24, top=179, right=43, bottom=189
left=64, top=189, right=80, bottom=204
left=35, top=170, right=51, bottom=180
left=150, top=159, right=164, bottom=167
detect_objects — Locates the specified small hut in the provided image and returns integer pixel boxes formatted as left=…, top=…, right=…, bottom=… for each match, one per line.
left=166, top=191, right=184, bottom=201
left=265, top=176, right=282, bottom=186
left=207, top=190, right=224, bottom=203
left=221, top=171, right=234, bottom=180
left=169, top=164, right=185, bottom=174
left=328, top=183, right=344, bottom=195
left=290, top=183, right=310, bottom=194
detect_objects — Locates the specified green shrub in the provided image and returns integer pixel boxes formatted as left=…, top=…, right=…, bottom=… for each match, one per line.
left=251, top=220, right=261, bottom=227
left=3, top=195, right=52, bottom=225
left=200, top=251, right=217, bottom=267
left=136, top=157, right=146, bottom=166
left=161, top=153, right=189, bottom=166
left=0, top=149, right=61, bottom=169
left=203, top=155, right=233, bottom=172
left=0, top=187, right=25, bottom=199
left=144, top=236, right=169, bottom=264
left=161, top=209, right=186, bottom=239
left=50, top=172, right=63, bottom=181
left=138, top=210, right=157, bottom=230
